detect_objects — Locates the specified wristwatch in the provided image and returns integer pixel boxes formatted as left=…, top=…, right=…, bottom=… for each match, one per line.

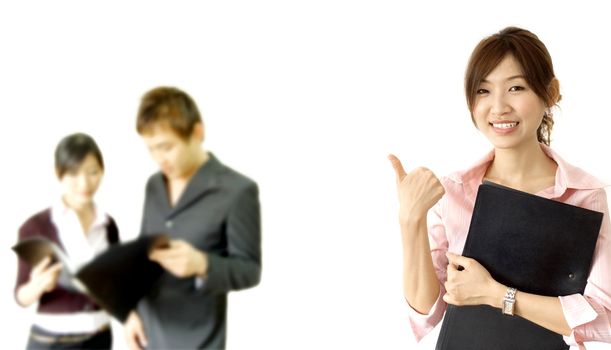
left=502, top=287, right=517, bottom=316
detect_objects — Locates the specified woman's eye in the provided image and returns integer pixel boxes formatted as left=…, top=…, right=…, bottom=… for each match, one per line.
left=476, top=88, right=489, bottom=94
left=509, top=86, right=525, bottom=92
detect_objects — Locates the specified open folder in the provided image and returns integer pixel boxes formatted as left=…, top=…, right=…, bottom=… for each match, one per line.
left=436, top=181, right=603, bottom=350
left=13, top=234, right=169, bottom=322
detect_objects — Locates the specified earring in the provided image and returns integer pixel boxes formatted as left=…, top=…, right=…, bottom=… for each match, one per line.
left=545, top=109, right=553, bottom=119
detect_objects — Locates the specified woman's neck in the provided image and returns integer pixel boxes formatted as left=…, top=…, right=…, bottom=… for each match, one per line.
left=62, top=196, right=96, bottom=233
left=484, top=141, right=558, bottom=193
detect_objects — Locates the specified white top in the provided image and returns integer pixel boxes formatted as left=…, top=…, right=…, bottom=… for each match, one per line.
left=33, top=199, right=112, bottom=334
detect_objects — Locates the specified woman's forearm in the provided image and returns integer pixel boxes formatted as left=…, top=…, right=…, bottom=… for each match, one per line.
left=515, top=291, right=571, bottom=336
left=487, top=284, right=572, bottom=336
left=401, top=215, right=440, bottom=314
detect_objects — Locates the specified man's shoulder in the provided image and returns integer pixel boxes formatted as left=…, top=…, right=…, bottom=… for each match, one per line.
left=144, top=171, right=164, bottom=192
left=217, top=163, right=258, bottom=192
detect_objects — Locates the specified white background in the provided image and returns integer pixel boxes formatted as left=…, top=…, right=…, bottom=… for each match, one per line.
left=1, top=1, right=610, bottom=349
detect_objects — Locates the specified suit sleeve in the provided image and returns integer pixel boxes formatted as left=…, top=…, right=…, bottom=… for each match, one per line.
left=202, top=182, right=262, bottom=294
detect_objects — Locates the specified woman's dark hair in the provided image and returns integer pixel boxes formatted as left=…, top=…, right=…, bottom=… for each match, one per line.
left=136, top=86, right=202, bottom=140
left=465, top=27, right=561, bottom=146
left=55, top=133, right=104, bottom=178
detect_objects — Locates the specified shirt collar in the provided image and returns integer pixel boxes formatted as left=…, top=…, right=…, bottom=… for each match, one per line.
left=447, top=144, right=606, bottom=199
left=51, top=198, right=108, bottom=230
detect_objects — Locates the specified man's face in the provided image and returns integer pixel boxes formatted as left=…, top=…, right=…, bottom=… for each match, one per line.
left=141, top=124, right=200, bottom=180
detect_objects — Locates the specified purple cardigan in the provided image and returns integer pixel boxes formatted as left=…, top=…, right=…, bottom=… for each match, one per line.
left=15, top=208, right=119, bottom=314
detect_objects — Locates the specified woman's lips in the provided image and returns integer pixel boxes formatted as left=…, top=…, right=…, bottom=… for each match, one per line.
left=490, top=121, right=519, bottom=134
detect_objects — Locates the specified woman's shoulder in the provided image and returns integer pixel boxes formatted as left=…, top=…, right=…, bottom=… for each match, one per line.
left=544, top=145, right=607, bottom=190
left=18, top=207, right=53, bottom=238
left=442, top=149, right=494, bottom=187
left=559, top=163, right=607, bottom=191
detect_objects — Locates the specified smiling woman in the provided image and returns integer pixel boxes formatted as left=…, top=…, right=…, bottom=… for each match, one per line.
left=473, top=55, right=551, bottom=149
left=465, top=27, right=560, bottom=147
left=389, top=27, right=611, bottom=349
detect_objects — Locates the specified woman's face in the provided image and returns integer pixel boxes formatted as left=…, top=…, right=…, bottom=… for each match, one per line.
left=472, top=54, right=547, bottom=150
left=60, top=153, right=103, bottom=209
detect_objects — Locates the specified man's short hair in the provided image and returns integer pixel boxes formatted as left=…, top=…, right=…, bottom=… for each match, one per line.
left=136, top=86, right=202, bottom=140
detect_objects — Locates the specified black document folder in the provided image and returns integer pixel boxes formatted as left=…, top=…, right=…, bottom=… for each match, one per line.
left=13, top=234, right=169, bottom=322
left=436, top=181, right=603, bottom=350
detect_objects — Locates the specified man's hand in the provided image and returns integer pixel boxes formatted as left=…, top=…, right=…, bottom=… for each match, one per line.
left=124, top=311, right=148, bottom=350
left=149, top=240, right=208, bottom=278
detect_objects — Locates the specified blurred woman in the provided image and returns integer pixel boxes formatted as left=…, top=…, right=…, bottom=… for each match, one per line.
left=15, top=133, right=119, bottom=349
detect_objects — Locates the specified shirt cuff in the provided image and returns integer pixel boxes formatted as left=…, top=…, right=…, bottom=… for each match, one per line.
left=406, top=285, right=447, bottom=342
left=194, top=275, right=207, bottom=290
left=559, top=294, right=598, bottom=346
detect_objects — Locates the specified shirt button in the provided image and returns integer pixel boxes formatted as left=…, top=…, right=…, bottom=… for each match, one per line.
left=166, top=220, right=173, bottom=229
left=568, top=273, right=575, bottom=279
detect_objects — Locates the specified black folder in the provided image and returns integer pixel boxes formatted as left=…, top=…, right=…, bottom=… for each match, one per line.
left=13, top=234, right=169, bottom=322
left=436, top=181, right=603, bottom=350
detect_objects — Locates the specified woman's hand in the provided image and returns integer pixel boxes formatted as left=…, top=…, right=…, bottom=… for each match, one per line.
left=388, top=155, right=445, bottom=314
left=443, top=252, right=505, bottom=307
left=388, top=154, right=445, bottom=222
left=16, top=256, right=62, bottom=307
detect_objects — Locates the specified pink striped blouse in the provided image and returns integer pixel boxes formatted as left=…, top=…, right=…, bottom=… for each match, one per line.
left=407, top=144, right=611, bottom=349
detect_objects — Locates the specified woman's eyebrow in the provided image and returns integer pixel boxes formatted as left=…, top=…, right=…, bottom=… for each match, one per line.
left=506, top=75, right=526, bottom=81
left=481, top=75, right=526, bottom=84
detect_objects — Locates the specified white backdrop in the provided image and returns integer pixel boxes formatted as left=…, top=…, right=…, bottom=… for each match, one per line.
left=1, top=1, right=610, bottom=349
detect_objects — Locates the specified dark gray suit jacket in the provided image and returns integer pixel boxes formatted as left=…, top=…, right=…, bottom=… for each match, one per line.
left=137, top=153, right=261, bottom=349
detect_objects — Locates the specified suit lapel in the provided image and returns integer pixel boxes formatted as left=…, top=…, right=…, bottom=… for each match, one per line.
left=149, top=173, right=172, bottom=214
left=168, top=153, right=224, bottom=218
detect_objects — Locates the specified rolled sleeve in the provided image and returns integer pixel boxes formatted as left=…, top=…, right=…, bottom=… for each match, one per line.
left=406, top=285, right=448, bottom=342
left=560, top=188, right=611, bottom=346
left=560, top=294, right=600, bottom=346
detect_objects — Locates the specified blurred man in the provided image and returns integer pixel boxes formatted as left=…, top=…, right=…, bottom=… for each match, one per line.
left=124, top=87, right=261, bottom=349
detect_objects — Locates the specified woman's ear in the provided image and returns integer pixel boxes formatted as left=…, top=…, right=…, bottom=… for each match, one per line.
left=548, top=77, right=561, bottom=105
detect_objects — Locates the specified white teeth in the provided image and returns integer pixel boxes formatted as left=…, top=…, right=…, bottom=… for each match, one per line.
left=492, top=122, right=518, bottom=129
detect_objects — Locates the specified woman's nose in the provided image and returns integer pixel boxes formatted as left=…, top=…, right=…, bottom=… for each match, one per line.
left=490, top=93, right=511, bottom=117
left=77, top=174, right=90, bottom=190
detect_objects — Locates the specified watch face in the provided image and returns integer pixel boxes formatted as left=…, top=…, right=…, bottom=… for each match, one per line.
left=503, top=300, right=514, bottom=315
